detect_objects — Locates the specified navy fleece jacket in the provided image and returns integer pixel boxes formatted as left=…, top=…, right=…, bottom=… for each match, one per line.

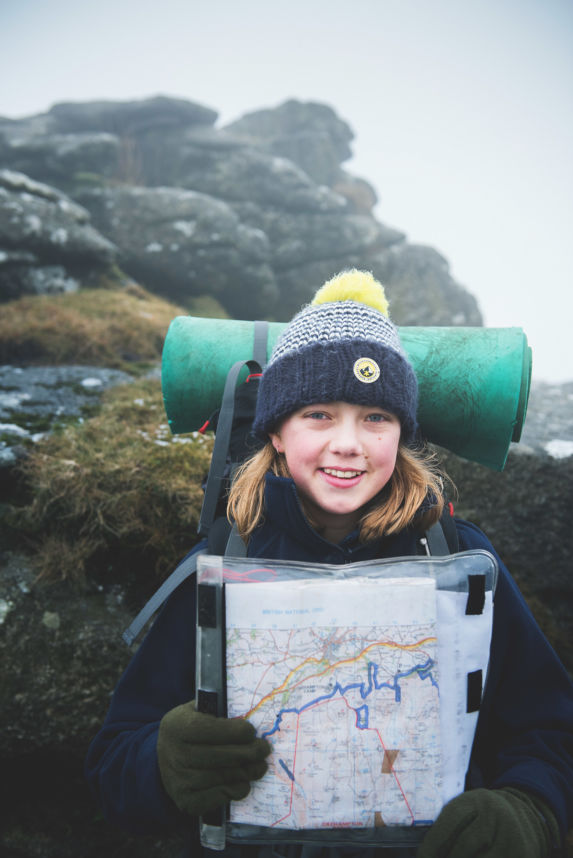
left=85, top=475, right=573, bottom=852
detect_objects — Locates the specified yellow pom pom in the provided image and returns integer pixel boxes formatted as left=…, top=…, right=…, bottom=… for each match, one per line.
left=311, top=269, right=389, bottom=316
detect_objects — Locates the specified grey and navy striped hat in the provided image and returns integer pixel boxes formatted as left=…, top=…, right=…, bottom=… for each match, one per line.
left=253, top=270, right=418, bottom=442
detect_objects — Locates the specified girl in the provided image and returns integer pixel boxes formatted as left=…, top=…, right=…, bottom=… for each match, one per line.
left=86, top=271, right=572, bottom=858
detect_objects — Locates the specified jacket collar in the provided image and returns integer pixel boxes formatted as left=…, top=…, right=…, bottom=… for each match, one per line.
left=247, top=473, right=420, bottom=563
left=264, top=472, right=359, bottom=548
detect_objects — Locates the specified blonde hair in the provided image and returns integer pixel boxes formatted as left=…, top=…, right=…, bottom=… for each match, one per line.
left=227, top=441, right=445, bottom=542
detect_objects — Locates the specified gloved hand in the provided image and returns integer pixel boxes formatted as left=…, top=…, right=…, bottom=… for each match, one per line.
left=417, top=787, right=559, bottom=858
left=157, top=700, right=271, bottom=817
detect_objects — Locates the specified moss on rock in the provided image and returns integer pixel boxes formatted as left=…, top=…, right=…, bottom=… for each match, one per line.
left=11, top=376, right=214, bottom=586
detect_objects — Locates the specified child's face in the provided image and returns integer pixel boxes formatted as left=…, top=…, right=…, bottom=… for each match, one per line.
left=269, top=401, right=401, bottom=542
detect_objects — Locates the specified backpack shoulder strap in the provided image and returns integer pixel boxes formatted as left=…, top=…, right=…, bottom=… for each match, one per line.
left=207, top=517, right=248, bottom=558
left=424, top=503, right=459, bottom=556
left=198, top=322, right=269, bottom=538
left=198, top=357, right=262, bottom=537
left=440, top=502, right=459, bottom=553
left=224, top=521, right=247, bottom=557
left=122, top=547, right=206, bottom=646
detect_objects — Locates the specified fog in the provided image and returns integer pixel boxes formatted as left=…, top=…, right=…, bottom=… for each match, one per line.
left=2, top=0, right=572, bottom=381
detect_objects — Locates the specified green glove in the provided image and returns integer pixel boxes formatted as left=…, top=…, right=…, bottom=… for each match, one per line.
left=157, top=700, right=271, bottom=817
left=417, top=787, right=559, bottom=858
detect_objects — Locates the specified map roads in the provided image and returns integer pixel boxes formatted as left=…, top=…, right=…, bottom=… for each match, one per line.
left=225, top=576, right=443, bottom=830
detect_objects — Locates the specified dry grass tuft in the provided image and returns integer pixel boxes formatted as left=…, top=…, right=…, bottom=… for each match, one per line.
left=14, top=376, right=214, bottom=585
left=0, top=286, right=188, bottom=370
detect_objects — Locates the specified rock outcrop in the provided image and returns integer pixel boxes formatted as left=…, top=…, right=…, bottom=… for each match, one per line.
left=0, top=95, right=481, bottom=324
left=0, top=364, right=134, bottom=468
left=223, top=99, right=355, bottom=187
left=0, top=169, right=117, bottom=300
left=75, top=184, right=277, bottom=316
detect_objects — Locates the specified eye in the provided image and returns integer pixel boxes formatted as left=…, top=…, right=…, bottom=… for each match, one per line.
left=304, top=411, right=328, bottom=420
left=365, top=412, right=387, bottom=423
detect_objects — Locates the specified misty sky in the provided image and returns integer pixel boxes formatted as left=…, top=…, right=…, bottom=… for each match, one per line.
left=2, top=0, right=572, bottom=382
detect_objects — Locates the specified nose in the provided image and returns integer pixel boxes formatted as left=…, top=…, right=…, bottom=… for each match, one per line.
left=328, top=418, right=363, bottom=456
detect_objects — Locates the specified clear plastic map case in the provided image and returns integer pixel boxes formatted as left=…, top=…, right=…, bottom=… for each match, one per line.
left=196, top=550, right=498, bottom=851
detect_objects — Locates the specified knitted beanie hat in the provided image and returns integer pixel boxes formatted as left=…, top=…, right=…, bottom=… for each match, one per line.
left=253, top=270, right=418, bottom=442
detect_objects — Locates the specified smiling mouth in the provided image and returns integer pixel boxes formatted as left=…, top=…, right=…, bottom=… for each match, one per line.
left=321, top=468, right=364, bottom=479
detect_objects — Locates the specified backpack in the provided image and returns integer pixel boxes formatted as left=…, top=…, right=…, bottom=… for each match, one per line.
left=122, top=323, right=458, bottom=646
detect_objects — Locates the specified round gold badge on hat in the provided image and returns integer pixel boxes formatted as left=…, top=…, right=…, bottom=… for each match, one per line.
left=353, top=357, right=380, bottom=383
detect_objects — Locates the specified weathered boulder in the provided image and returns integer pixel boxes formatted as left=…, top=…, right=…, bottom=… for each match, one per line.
left=235, top=204, right=403, bottom=267
left=220, top=99, right=379, bottom=215
left=223, top=99, right=355, bottom=188
left=0, top=96, right=217, bottom=196
left=371, top=243, right=483, bottom=326
left=135, top=125, right=350, bottom=211
left=0, top=130, right=121, bottom=191
left=0, top=550, right=186, bottom=857
left=271, top=241, right=481, bottom=325
left=0, top=365, right=135, bottom=473
left=0, top=551, right=133, bottom=757
left=75, top=185, right=278, bottom=317
left=514, top=380, right=573, bottom=460
left=0, top=170, right=118, bottom=301
left=47, top=94, right=218, bottom=135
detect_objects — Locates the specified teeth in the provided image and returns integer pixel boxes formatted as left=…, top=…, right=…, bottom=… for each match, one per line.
left=323, top=468, right=362, bottom=479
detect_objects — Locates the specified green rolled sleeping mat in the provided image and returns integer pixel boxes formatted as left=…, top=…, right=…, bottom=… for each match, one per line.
left=161, top=316, right=532, bottom=471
